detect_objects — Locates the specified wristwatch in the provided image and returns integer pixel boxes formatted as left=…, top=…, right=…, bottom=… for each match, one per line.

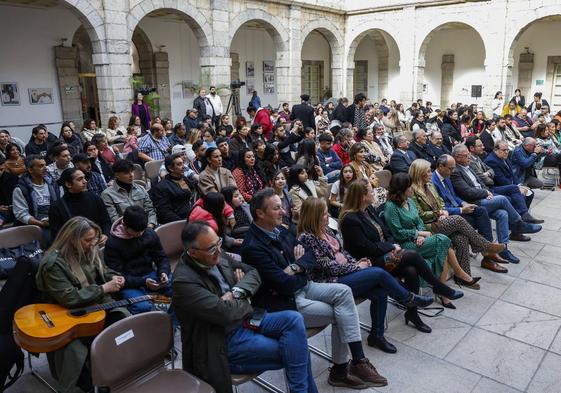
left=232, top=287, right=246, bottom=299
left=289, top=264, right=300, bottom=273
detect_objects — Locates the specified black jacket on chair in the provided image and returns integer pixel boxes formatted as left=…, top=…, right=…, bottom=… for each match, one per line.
left=409, top=142, right=437, bottom=169
left=340, top=207, right=395, bottom=267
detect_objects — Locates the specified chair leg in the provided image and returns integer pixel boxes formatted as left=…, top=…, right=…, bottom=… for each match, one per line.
left=28, top=353, right=57, bottom=393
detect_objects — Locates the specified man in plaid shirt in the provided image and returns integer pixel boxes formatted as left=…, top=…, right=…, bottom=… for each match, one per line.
left=138, top=123, right=171, bottom=160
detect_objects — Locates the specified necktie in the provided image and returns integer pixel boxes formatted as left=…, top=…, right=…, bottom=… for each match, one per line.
left=442, top=179, right=458, bottom=207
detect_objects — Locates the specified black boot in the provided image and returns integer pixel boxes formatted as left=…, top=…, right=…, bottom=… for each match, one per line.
left=404, top=309, right=432, bottom=333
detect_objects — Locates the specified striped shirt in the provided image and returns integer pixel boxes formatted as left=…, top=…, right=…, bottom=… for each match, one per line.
left=138, top=134, right=171, bottom=160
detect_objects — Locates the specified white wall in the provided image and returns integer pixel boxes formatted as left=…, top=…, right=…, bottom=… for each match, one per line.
left=511, top=20, right=561, bottom=105
left=301, top=31, right=331, bottom=90
left=138, top=17, right=200, bottom=124
left=0, top=5, right=81, bottom=140
left=423, top=27, right=485, bottom=108
left=231, top=27, right=278, bottom=110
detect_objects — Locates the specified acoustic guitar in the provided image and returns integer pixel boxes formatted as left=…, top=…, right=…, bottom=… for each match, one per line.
left=13, top=294, right=170, bottom=353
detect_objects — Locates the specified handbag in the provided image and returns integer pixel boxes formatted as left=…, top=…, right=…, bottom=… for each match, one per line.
left=383, top=249, right=403, bottom=272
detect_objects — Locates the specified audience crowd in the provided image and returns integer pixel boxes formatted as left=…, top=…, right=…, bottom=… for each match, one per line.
left=2, top=87, right=554, bottom=393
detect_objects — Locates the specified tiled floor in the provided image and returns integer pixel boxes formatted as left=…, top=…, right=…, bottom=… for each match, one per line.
left=9, top=189, right=561, bottom=393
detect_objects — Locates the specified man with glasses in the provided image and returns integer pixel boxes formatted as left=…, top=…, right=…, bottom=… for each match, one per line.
left=511, top=137, right=545, bottom=189
left=104, top=205, right=171, bottom=314
left=173, top=220, right=318, bottom=393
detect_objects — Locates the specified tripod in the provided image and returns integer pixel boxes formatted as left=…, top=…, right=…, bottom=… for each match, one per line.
left=226, top=88, right=242, bottom=116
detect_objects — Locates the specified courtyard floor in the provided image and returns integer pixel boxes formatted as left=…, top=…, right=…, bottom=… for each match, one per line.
left=9, top=188, right=561, bottom=393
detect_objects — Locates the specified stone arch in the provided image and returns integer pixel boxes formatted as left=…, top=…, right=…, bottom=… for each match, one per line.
left=415, top=21, right=487, bottom=106
left=132, top=27, right=155, bottom=87
left=126, top=1, right=212, bottom=50
left=301, top=19, right=344, bottom=67
left=228, top=9, right=289, bottom=53
left=62, top=0, right=105, bottom=53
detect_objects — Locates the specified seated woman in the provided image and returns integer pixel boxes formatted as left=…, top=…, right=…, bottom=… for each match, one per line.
left=104, top=115, right=127, bottom=144
left=296, top=139, right=320, bottom=181
left=288, top=164, right=328, bottom=224
left=368, top=172, right=388, bottom=209
left=535, top=123, right=561, bottom=176
left=359, top=128, right=389, bottom=171
left=340, top=179, right=463, bottom=333
left=221, top=186, right=252, bottom=239
left=36, top=217, right=127, bottom=393
left=271, top=169, right=294, bottom=231
left=80, top=118, right=103, bottom=142
left=3, top=142, right=26, bottom=176
left=349, top=142, right=377, bottom=181
left=298, top=197, right=433, bottom=353
left=232, top=148, right=265, bottom=202
left=92, top=134, right=121, bottom=168
left=329, top=164, right=356, bottom=217
left=372, top=125, right=393, bottom=159
left=384, top=173, right=480, bottom=309
left=409, top=159, right=505, bottom=278
left=260, top=144, right=285, bottom=186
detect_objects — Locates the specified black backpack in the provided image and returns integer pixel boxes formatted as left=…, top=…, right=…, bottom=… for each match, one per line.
left=0, top=256, right=40, bottom=392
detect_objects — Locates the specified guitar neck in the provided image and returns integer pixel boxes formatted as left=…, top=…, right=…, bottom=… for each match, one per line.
left=70, top=295, right=152, bottom=316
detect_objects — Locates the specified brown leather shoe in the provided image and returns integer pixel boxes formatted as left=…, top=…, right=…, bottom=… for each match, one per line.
left=484, top=243, right=506, bottom=254
left=481, top=258, right=508, bottom=273
left=483, top=253, right=509, bottom=264
left=328, top=362, right=368, bottom=389
left=349, top=358, right=388, bottom=387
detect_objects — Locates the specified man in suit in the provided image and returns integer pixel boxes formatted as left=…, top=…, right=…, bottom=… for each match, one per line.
left=450, top=145, right=542, bottom=263
left=290, top=94, right=316, bottom=130
left=484, top=141, right=543, bottom=224
left=389, top=135, right=416, bottom=173
left=433, top=155, right=508, bottom=273
left=511, top=138, right=544, bottom=188
left=427, top=131, right=450, bottom=161
left=409, top=129, right=436, bottom=169
left=241, top=188, right=388, bottom=389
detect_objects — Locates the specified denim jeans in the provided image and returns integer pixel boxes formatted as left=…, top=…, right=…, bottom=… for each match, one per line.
left=226, top=310, right=318, bottom=393
left=120, top=271, right=173, bottom=314
left=461, top=206, right=493, bottom=242
left=478, top=195, right=521, bottom=243
left=493, top=184, right=529, bottom=215
left=337, top=267, right=409, bottom=337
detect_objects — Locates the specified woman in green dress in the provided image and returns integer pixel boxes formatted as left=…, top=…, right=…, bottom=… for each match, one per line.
left=383, top=173, right=480, bottom=308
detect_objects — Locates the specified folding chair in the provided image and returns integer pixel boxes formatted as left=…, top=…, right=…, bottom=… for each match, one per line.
left=145, top=159, right=164, bottom=186
left=155, top=220, right=186, bottom=271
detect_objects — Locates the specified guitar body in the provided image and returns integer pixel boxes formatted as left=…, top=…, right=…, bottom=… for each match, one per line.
left=13, top=303, right=106, bottom=353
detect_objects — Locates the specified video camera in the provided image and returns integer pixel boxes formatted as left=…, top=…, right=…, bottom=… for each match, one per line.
left=230, top=80, right=246, bottom=89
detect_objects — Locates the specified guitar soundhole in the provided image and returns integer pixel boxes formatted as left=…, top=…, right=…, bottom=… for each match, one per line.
left=38, top=310, right=55, bottom=328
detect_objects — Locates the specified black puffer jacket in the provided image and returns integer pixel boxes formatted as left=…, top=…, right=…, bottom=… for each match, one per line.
left=148, top=174, right=196, bottom=224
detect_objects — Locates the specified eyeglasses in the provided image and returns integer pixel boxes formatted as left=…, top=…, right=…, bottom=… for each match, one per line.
left=192, top=238, right=223, bottom=254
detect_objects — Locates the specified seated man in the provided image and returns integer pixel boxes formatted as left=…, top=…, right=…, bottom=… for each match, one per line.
left=432, top=155, right=508, bottom=273
left=216, top=136, right=235, bottom=171
left=427, top=131, right=450, bottom=160
left=173, top=221, right=317, bottom=393
left=0, top=156, right=18, bottom=226
left=49, top=168, right=111, bottom=240
left=149, top=153, right=197, bottom=224
left=241, top=188, right=388, bottom=389
left=450, top=146, right=542, bottom=263
left=511, top=137, right=544, bottom=189
left=72, top=153, right=107, bottom=196
left=101, top=159, right=157, bottom=227
left=138, top=123, right=170, bottom=161
left=46, top=145, right=73, bottom=182
left=483, top=141, right=543, bottom=224
left=389, top=135, right=416, bottom=174
left=317, top=133, right=343, bottom=183
left=104, top=206, right=171, bottom=314
left=13, top=155, right=60, bottom=237
left=408, top=129, right=436, bottom=169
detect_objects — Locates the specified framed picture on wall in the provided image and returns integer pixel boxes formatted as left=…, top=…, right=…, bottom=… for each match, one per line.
left=246, top=79, right=255, bottom=95
left=263, top=61, right=274, bottom=73
left=264, top=83, right=275, bottom=94
left=263, top=74, right=275, bottom=83
left=246, top=61, right=255, bottom=77
left=1, top=82, right=20, bottom=106
left=28, top=88, right=53, bottom=105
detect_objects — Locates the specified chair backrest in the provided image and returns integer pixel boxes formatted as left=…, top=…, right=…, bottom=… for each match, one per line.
left=155, top=220, right=186, bottom=271
left=132, top=163, right=145, bottom=182
left=0, top=225, right=43, bottom=249
left=91, top=311, right=172, bottom=389
left=374, top=170, right=392, bottom=189
left=145, top=159, right=164, bottom=183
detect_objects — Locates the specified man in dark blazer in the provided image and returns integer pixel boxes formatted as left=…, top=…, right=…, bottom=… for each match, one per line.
left=427, top=131, right=450, bottom=161
left=290, top=94, right=316, bottom=130
left=433, top=155, right=507, bottom=273
left=483, top=141, right=542, bottom=224
left=408, top=129, right=437, bottom=169
left=390, top=135, right=416, bottom=173
left=450, top=145, right=541, bottom=262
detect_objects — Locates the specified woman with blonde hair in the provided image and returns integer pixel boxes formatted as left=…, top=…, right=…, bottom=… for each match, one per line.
left=383, top=173, right=480, bottom=309
left=349, top=142, right=375, bottom=181
left=359, top=128, right=388, bottom=171
left=36, top=217, right=128, bottom=393
left=185, top=128, right=201, bottom=162
left=298, top=197, right=433, bottom=353
left=105, top=115, right=127, bottom=143
left=408, top=159, right=505, bottom=279
left=339, top=179, right=463, bottom=333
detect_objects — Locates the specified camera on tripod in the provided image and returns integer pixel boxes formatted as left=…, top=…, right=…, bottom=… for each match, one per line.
left=230, top=80, right=246, bottom=89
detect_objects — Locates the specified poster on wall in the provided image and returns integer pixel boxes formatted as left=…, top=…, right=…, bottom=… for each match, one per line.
left=246, top=79, right=255, bottom=95
left=263, top=74, right=275, bottom=83
left=29, top=88, right=53, bottom=105
left=1, top=82, right=20, bottom=106
left=246, top=61, right=255, bottom=77
left=263, top=61, right=274, bottom=73
left=264, top=84, right=275, bottom=94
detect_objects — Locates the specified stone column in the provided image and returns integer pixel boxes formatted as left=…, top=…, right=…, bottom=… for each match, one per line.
left=277, top=5, right=302, bottom=107
left=154, top=51, right=171, bottom=119
left=399, top=6, right=416, bottom=103
left=440, top=54, right=455, bottom=109
left=55, top=46, right=83, bottom=126
left=346, top=66, right=355, bottom=99
left=517, top=52, right=534, bottom=99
